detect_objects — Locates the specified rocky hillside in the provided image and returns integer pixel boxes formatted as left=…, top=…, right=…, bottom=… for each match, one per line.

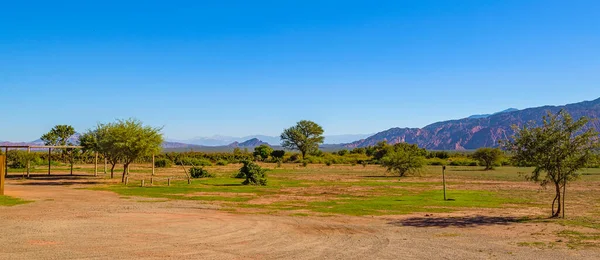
left=345, top=98, right=600, bottom=150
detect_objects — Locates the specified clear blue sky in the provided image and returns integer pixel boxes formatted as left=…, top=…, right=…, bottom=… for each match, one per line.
left=1, top=0, right=599, bottom=141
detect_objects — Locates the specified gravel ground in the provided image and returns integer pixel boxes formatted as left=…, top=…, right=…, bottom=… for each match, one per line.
left=0, top=179, right=598, bottom=260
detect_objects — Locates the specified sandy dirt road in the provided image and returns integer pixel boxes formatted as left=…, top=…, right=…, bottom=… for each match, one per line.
left=0, top=179, right=598, bottom=259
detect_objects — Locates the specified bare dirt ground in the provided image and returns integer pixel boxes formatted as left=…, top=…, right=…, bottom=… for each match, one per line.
left=1, top=177, right=599, bottom=260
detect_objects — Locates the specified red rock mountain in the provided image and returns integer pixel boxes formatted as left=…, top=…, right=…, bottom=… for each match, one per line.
left=345, top=98, right=600, bottom=150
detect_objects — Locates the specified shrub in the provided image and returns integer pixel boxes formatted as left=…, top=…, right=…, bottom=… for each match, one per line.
left=350, top=148, right=366, bottom=154
left=337, top=149, right=348, bottom=156
left=253, top=145, right=273, bottom=161
left=189, top=167, right=215, bottom=178
left=154, top=158, right=172, bottom=168
left=216, top=160, right=228, bottom=166
left=6, top=150, right=41, bottom=168
left=325, top=161, right=332, bottom=166
left=425, top=158, right=445, bottom=166
left=448, top=158, right=478, bottom=166
left=288, top=154, right=301, bottom=163
left=271, top=150, right=285, bottom=160
left=238, top=161, right=267, bottom=186
left=302, top=161, right=308, bottom=167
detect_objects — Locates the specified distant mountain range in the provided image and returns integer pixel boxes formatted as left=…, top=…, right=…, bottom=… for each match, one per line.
left=344, top=98, right=600, bottom=150
left=3, top=98, right=599, bottom=152
left=167, top=134, right=371, bottom=146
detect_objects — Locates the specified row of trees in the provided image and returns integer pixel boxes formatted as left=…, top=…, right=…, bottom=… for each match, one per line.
left=25, top=112, right=600, bottom=218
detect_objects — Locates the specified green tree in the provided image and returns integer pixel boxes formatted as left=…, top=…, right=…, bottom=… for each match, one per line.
left=503, top=110, right=599, bottom=218
left=380, top=146, right=425, bottom=177
left=110, top=119, right=163, bottom=182
left=280, top=120, right=325, bottom=160
left=40, top=125, right=76, bottom=162
left=253, top=144, right=273, bottom=161
left=80, top=124, right=122, bottom=178
left=373, top=142, right=426, bottom=162
left=472, top=148, right=503, bottom=170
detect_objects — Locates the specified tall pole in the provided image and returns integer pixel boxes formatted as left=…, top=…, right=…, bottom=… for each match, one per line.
left=152, top=154, right=155, bottom=176
left=94, top=152, right=98, bottom=176
left=27, top=146, right=31, bottom=178
left=70, top=148, right=74, bottom=175
left=48, top=148, right=51, bottom=175
left=442, top=165, right=447, bottom=201
left=4, top=147, right=7, bottom=178
left=104, top=157, right=107, bottom=174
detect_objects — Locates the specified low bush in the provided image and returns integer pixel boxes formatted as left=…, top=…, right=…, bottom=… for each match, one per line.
left=189, top=167, right=215, bottom=178
left=154, top=158, right=172, bottom=168
left=448, top=158, right=479, bottom=166
left=216, top=160, right=228, bottom=166
left=238, top=161, right=267, bottom=186
left=425, top=158, right=446, bottom=166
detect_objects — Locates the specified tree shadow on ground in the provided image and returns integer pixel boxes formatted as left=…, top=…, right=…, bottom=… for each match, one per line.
left=15, top=181, right=105, bottom=186
left=6, top=174, right=104, bottom=186
left=360, top=175, right=400, bottom=178
left=389, top=215, right=525, bottom=228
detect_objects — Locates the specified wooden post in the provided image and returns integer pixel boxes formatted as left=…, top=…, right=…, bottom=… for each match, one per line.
left=0, top=155, right=6, bottom=195
left=150, top=177, right=153, bottom=185
left=442, top=165, right=447, bottom=201
left=4, top=147, right=7, bottom=178
left=141, top=180, right=145, bottom=187
left=48, top=148, right=51, bottom=175
left=167, top=178, right=170, bottom=186
left=104, top=157, right=107, bottom=174
left=152, top=154, right=155, bottom=176
left=27, top=147, right=31, bottom=178
left=94, top=152, right=98, bottom=176
left=70, top=148, right=74, bottom=176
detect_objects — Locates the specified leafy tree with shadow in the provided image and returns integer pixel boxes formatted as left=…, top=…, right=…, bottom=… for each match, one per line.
left=503, top=110, right=599, bottom=218
left=380, top=146, right=426, bottom=177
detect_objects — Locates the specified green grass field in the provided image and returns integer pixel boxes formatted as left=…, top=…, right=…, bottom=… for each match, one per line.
left=88, top=165, right=600, bottom=223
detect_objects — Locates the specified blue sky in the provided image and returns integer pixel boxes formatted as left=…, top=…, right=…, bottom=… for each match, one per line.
left=1, top=0, right=599, bottom=141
